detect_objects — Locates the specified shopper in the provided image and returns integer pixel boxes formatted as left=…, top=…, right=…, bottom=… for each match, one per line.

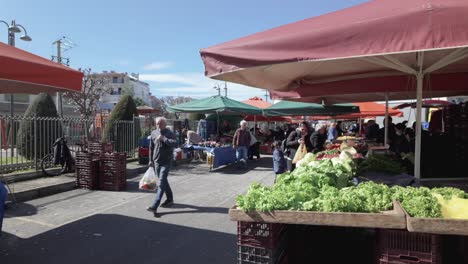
left=182, top=128, right=203, bottom=144
left=147, top=117, right=178, bottom=217
left=233, top=120, right=251, bottom=169
left=336, top=121, right=344, bottom=137
left=327, top=122, right=338, bottom=141
left=311, top=123, right=327, bottom=153
left=272, top=140, right=287, bottom=177
left=286, top=122, right=313, bottom=171
left=0, top=182, right=7, bottom=236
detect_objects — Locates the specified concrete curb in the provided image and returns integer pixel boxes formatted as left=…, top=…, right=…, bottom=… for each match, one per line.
left=7, top=163, right=148, bottom=203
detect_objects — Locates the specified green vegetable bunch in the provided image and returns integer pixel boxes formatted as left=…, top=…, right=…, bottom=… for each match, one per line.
left=358, top=154, right=406, bottom=175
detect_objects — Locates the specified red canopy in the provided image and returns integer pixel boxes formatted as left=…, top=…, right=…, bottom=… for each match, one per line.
left=242, top=97, right=290, bottom=122
left=0, top=42, right=83, bottom=93
left=393, top=99, right=453, bottom=109
left=200, top=0, right=468, bottom=103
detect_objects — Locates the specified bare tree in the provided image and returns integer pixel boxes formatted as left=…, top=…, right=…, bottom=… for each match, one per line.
left=63, top=68, right=112, bottom=119
left=154, top=96, right=193, bottom=118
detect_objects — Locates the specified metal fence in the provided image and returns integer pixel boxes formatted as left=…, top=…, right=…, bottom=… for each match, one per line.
left=0, top=115, right=142, bottom=174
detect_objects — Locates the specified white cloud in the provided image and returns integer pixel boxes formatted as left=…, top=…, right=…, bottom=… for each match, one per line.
left=142, top=61, right=173, bottom=71
left=140, top=72, right=267, bottom=101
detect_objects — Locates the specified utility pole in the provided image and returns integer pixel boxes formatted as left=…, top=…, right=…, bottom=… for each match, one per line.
left=53, top=38, right=63, bottom=117
left=224, top=82, right=228, bottom=97
left=214, top=84, right=221, bottom=96
left=52, top=36, right=74, bottom=117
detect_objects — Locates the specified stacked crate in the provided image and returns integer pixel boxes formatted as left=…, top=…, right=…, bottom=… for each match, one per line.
left=237, top=222, right=287, bottom=264
left=376, top=229, right=442, bottom=264
left=88, top=142, right=113, bottom=154
left=443, top=103, right=468, bottom=173
left=99, top=152, right=127, bottom=191
left=75, top=152, right=100, bottom=190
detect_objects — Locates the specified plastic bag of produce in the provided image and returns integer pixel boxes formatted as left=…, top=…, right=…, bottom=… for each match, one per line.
left=292, top=143, right=307, bottom=164
left=139, top=167, right=158, bottom=191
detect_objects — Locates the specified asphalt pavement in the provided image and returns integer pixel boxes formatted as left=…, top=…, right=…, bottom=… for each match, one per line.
left=0, top=157, right=275, bottom=264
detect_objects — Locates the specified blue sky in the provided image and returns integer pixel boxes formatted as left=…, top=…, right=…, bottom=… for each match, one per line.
left=1, top=0, right=366, bottom=100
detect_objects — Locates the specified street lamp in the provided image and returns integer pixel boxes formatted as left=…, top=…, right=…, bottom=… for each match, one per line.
left=1, top=19, right=32, bottom=158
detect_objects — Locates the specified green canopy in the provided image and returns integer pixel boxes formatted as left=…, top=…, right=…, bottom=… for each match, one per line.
left=168, top=95, right=262, bottom=115
left=264, top=101, right=359, bottom=116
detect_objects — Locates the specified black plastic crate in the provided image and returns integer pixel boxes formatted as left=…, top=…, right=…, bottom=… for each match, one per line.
left=237, top=222, right=285, bottom=249
left=237, top=244, right=286, bottom=264
left=376, top=229, right=441, bottom=264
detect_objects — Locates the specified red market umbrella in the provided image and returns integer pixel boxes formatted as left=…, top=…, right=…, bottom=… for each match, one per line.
left=0, top=42, right=83, bottom=93
left=393, top=99, right=453, bottom=110
left=137, top=105, right=159, bottom=115
left=201, top=0, right=468, bottom=104
left=200, top=0, right=468, bottom=179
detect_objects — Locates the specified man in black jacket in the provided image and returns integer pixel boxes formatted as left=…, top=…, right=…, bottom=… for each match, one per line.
left=310, top=124, right=327, bottom=153
left=285, top=122, right=313, bottom=171
left=147, top=117, right=178, bottom=217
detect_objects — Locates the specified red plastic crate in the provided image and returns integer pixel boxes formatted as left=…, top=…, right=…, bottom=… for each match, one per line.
left=88, top=142, right=113, bottom=154
left=75, top=152, right=100, bottom=190
left=99, top=170, right=126, bottom=191
left=237, top=222, right=285, bottom=249
left=377, top=229, right=441, bottom=264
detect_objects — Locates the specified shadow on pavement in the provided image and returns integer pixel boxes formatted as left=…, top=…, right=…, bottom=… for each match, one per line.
left=215, top=156, right=273, bottom=175
left=0, top=214, right=236, bottom=264
left=158, top=203, right=228, bottom=217
left=4, top=202, right=38, bottom=218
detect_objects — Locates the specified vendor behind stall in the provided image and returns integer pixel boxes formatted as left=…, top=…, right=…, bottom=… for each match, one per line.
left=219, top=120, right=232, bottom=135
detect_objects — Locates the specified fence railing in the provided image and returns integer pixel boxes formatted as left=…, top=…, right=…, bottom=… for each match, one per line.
left=0, top=115, right=143, bottom=174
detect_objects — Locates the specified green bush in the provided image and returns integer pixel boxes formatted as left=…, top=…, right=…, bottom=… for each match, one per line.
left=17, top=93, right=61, bottom=159
left=102, top=95, right=140, bottom=152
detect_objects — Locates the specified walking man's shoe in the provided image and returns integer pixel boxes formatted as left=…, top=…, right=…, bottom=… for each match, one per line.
left=160, top=200, right=174, bottom=208
left=146, top=206, right=156, bottom=212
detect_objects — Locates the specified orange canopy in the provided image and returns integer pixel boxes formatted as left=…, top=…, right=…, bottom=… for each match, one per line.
left=314, top=102, right=403, bottom=120
left=242, top=97, right=290, bottom=122
left=0, top=42, right=83, bottom=94
left=241, top=96, right=271, bottom=109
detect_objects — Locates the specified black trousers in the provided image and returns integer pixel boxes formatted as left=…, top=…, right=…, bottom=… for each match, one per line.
left=248, top=142, right=260, bottom=159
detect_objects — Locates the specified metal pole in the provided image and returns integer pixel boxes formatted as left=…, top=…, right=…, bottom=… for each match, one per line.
left=55, top=39, right=63, bottom=117
left=8, top=23, right=15, bottom=159
left=384, top=93, right=389, bottom=148
left=415, top=73, right=423, bottom=180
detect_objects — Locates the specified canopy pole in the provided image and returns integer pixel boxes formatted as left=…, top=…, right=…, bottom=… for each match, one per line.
left=254, top=115, right=256, bottom=134
left=384, top=93, right=389, bottom=148
left=415, top=73, right=423, bottom=180
left=216, top=112, right=220, bottom=137
left=415, top=52, right=425, bottom=180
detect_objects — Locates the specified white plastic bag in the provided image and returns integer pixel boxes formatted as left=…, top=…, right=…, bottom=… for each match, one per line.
left=249, top=132, right=257, bottom=146
left=139, top=167, right=158, bottom=191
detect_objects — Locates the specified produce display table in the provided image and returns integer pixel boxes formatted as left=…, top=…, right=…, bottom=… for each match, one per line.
left=208, top=146, right=237, bottom=170
left=182, top=145, right=237, bottom=170
left=229, top=200, right=406, bottom=229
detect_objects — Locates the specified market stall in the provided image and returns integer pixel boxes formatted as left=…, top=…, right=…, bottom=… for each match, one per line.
left=168, top=95, right=262, bottom=169
left=200, top=0, right=468, bottom=262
